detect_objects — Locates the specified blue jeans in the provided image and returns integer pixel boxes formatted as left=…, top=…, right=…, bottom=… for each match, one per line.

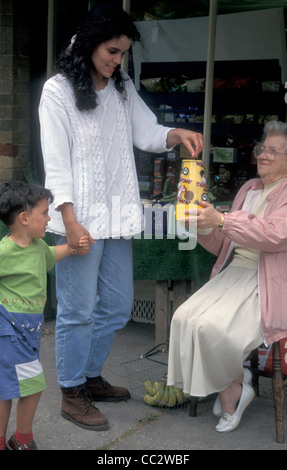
left=54, top=237, right=133, bottom=388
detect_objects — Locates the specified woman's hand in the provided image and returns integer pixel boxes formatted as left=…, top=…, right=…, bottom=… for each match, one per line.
left=184, top=201, right=223, bottom=230
left=166, top=128, right=204, bottom=157
left=59, top=202, right=95, bottom=255
left=66, top=221, right=95, bottom=255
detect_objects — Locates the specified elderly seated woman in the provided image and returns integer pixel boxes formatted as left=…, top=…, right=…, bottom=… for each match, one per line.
left=167, top=120, right=287, bottom=432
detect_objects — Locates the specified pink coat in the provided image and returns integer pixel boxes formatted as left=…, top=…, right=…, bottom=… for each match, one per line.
left=197, top=177, right=287, bottom=345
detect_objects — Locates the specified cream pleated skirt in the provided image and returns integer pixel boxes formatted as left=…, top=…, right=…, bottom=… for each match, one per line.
left=167, top=265, right=264, bottom=397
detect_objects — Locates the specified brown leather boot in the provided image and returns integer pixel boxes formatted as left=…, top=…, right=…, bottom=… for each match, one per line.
left=61, top=385, right=109, bottom=431
left=86, top=376, right=131, bottom=402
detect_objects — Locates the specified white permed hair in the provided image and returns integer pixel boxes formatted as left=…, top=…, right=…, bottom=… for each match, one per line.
left=263, top=120, right=287, bottom=139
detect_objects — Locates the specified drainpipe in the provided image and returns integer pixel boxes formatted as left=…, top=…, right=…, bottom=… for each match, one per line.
left=46, top=0, right=54, bottom=78
left=122, top=0, right=131, bottom=74
left=202, top=0, right=217, bottom=177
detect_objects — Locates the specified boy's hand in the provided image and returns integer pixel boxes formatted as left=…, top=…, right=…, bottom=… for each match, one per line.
left=78, top=235, right=94, bottom=253
left=70, top=235, right=95, bottom=255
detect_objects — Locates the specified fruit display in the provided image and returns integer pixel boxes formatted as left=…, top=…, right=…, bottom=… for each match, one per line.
left=143, top=378, right=190, bottom=408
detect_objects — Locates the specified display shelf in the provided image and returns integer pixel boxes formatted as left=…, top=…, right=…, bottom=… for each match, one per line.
left=140, top=89, right=284, bottom=110
left=136, top=59, right=286, bottom=202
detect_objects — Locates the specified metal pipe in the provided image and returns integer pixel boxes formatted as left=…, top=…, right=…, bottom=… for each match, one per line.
left=202, top=0, right=217, bottom=177
left=122, top=0, right=131, bottom=73
left=46, top=0, right=55, bottom=78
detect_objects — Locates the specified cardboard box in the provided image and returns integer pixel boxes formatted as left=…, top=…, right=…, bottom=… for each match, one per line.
left=213, top=147, right=237, bottom=163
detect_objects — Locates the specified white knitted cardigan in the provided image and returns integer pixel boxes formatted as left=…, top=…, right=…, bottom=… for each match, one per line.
left=39, top=73, right=172, bottom=239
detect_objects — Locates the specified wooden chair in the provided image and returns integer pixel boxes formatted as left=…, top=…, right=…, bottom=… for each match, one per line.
left=249, top=341, right=285, bottom=443
left=189, top=340, right=285, bottom=443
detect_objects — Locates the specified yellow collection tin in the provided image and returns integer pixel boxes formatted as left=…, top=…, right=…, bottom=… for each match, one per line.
left=175, top=159, right=208, bottom=220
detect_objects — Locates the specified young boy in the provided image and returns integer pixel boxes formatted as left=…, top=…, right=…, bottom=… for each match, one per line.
left=0, top=181, right=91, bottom=450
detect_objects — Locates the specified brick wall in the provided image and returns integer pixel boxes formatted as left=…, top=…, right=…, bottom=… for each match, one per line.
left=0, top=0, right=29, bottom=185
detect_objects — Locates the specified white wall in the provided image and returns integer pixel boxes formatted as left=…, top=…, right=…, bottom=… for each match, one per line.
left=132, top=8, right=287, bottom=89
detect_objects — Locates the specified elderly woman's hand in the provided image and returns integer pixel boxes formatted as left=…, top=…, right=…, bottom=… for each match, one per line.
left=184, top=201, right=223, bottom=230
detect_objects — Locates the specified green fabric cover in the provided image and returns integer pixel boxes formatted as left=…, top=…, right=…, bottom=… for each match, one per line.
left=132, top=237, right=216, bottom=285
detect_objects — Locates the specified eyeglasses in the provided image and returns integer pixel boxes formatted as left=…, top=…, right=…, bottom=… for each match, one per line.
left=254, top=144, right=287, bottom=160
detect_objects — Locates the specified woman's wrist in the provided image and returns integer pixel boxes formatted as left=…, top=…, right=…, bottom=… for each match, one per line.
left=59, top=203, right=78, bottom=227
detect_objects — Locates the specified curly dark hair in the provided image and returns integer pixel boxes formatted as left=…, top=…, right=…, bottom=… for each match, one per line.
left=56, top=3, right=140, bottom=111
left=0, top=181, right=54, bottom=227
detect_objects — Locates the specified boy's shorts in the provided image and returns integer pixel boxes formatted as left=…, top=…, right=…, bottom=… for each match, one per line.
left=0, top=335, right=46, bottom=401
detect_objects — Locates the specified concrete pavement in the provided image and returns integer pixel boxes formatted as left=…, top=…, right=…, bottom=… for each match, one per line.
left=5, top=320, right=287, bottom=452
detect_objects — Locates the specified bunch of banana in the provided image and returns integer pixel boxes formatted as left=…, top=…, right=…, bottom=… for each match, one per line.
left=144, top=379, right=190, bottom=408
left=144, top=379, right=157, bottom=396
left=144, top=381, right=165, bottom=406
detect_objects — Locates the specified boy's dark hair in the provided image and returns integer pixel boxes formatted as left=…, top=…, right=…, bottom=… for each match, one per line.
left=0, top=181, right=54, bottom=227
left=56, top=2, right=140, bottom=111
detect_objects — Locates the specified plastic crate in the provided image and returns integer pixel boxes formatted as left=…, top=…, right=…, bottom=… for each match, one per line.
left=121, top=343, right=190, bottom=412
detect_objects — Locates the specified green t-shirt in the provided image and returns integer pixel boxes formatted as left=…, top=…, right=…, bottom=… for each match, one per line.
left=0, top=236, right=56, bottom=314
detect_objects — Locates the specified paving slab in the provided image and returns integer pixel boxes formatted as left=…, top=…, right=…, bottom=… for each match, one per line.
left=5, top=320, right=287, bottom=453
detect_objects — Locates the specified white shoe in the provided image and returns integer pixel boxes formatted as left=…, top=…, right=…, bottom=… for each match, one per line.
left=215, top=383, right=255, bottom=433
left=213, top=368, right=252, bottom=418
